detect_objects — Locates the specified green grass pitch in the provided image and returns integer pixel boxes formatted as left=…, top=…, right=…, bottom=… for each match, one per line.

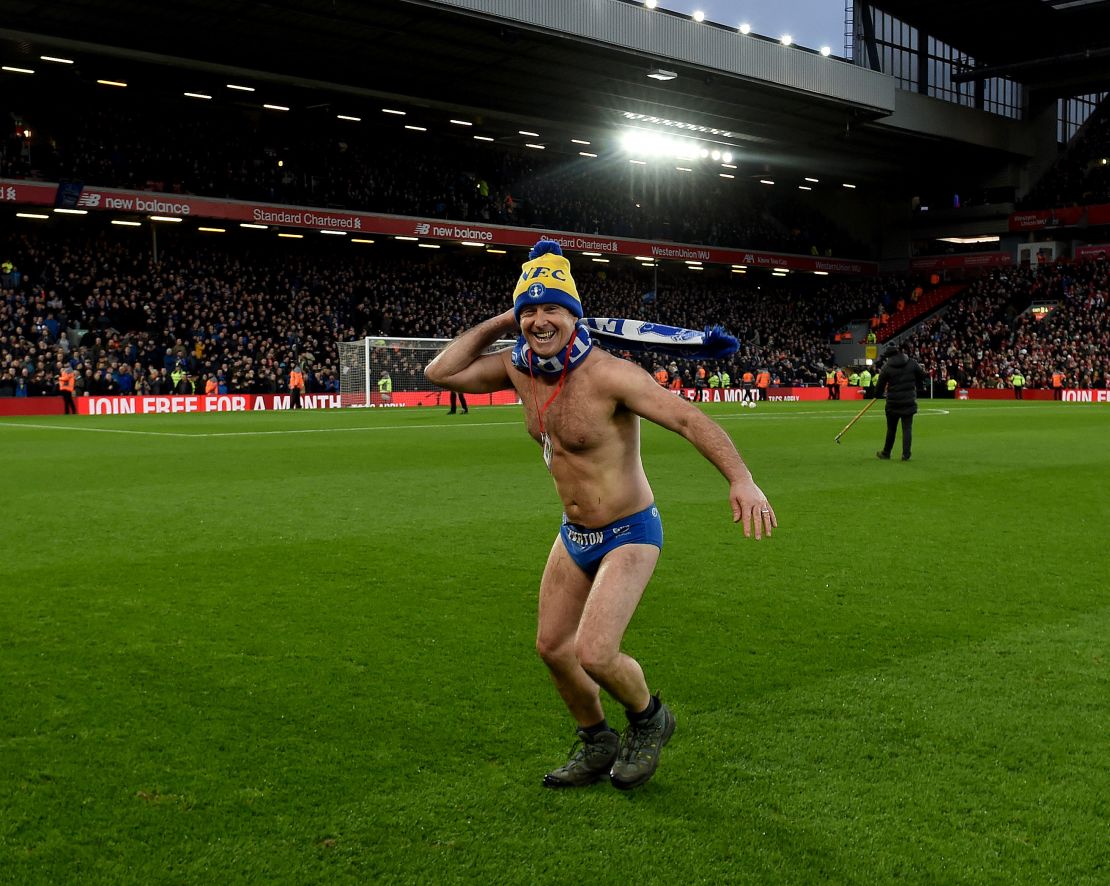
left=1, top=400, right=1108, bottom=884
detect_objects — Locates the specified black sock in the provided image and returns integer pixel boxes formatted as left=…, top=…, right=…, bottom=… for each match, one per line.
left=582, top=719, right=614, bottom=738
left=627, top=695, right=659, bottom=724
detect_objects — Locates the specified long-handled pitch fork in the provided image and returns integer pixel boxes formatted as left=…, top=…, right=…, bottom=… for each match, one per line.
left=834, top=397, right=879, bottom=444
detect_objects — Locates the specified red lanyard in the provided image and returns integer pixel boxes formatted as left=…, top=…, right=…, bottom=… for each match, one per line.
left=527, top=340, right=574, bottom=435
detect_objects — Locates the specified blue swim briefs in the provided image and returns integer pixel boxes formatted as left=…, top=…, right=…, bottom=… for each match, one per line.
left=559, top=502, right=664, bottom=576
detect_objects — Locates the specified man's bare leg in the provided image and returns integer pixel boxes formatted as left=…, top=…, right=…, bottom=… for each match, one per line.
left=578, top=543, right=675, bottom=790
left=535, top=537, right=605, bottom=726
left=573, top=544, right=659, bottom=712
left=536, top=539, right=673, bottom=789
left=536, top=538, right=623, bottom=788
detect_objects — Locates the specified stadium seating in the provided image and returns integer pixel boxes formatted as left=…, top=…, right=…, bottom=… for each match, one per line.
left=5, top=212, right=1106, bottom=399
left=2, top=85, right=870, bottom=259
left=874, top=283, right=966, bottom=340
left=898, top=260, right=1110, bottom=390
left=0, top=222, right=894, bottom=395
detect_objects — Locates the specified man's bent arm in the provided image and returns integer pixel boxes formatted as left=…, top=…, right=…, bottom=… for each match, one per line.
left=615, top=362, right=777, bottom=538
left=670, top=405, right=778, bottom=540
left=424, top=309, right=517, bottom=393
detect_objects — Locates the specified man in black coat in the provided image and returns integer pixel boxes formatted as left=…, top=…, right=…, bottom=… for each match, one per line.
left=875, top=344, right=927, bottom=461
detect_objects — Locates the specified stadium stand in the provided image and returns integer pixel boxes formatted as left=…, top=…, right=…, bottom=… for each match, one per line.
left=873, top=283, right=967, bottom=340
left=0, top=224, right=859, bottom=396
left=5, top=208, right=1105, bottom=401
left=897, top=259, right=1110, bottom=391
left=2, top=85, right=870, bottom=259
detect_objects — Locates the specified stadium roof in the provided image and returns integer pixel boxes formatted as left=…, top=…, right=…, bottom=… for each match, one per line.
left=0, top=0, right=1074, bottom=195
left=872, top=0, right=1110, bottom=96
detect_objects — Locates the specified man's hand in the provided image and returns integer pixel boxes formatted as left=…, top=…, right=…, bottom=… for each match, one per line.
left=730, top=479, right=776, bottom=540
left=424, top=310, right=518, bottom=393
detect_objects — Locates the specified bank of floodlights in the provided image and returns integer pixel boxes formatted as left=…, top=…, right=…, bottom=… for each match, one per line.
left=620, top=130, right=733, bottom=166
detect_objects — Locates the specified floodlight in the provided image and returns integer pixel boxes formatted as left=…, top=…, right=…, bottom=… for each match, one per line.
left=647, top=68, right=677, bottom=81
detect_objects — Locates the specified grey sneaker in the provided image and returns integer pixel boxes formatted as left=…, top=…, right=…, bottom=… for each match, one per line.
left=610, top=699, right=676, bottom=791
left=542, top=728, right=620, bottom=788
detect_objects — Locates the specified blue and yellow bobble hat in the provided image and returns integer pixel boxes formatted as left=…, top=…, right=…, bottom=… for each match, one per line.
left=512, top=240, right=582, bottom=323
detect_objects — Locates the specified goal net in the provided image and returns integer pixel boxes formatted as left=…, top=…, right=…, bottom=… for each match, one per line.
left=337, top=336, right=518, bottom=408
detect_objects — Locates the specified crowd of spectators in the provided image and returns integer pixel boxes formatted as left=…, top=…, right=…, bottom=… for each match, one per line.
left=1, top=223, right=902, bottom=399
left=2, top=83, right=870, bottom=258
left=3, top=223, right=1107, bottom=401
left=899, top=259, right=1110, bottom=391
left=1, top=231, right=354, bottom=399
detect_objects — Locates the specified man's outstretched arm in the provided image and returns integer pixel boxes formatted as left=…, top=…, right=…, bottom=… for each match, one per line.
left=611, top=359, right=777, bottom=539
left=424, top=309, right=517, bottom=394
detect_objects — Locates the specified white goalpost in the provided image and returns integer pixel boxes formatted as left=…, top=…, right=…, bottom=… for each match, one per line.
left=337, top=336, right=516, bottom=408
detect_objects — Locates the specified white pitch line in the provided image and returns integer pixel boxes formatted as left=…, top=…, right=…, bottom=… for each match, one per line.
left=0, top=422, right=199, bottom=437
left=1, top=408, right=894, bottom=436
left=714, top=407, right=950, bottom=420
left=1, top=403, right=1084, bottom=439
left=714, top=403, right=1092, bottom=419
left=0, top=419, right=524, bottom=438
left=176, top=420, right=525, bottom=437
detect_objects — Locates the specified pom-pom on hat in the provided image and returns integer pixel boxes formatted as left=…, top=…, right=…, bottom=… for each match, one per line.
left=512, top=239, right=582, bottom=322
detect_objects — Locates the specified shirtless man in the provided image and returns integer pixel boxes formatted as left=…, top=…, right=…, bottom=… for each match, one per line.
left=425, top=241, right=776, bottom=790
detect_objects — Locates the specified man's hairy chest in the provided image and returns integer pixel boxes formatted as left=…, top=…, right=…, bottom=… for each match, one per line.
left=514, top=372, right=620, bottom=453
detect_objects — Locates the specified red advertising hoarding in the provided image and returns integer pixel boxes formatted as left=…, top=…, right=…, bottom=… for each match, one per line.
left=686, top=386, right=863, bottom=402
left=1085, top=205, right=1110, bottom=226
left=1, top=178, right=878, bottom=275
left=1007, top=206, right=1086, bottom=231
left=77, top=391, right=516, bottom=413
left=4, top=388, right=1108, bottom=418
left=79, top=393, right=344, bottom=414
left=1075, top=243, right=1110, bottom=261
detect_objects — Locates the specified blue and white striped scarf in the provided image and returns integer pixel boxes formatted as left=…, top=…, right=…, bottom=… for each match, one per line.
left=583, top=318, right=738, bottom=361
left=512, top=318, right=738, bottom=379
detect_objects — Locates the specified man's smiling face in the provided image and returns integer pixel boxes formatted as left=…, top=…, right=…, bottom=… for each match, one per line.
left=519, top=303, right=576, bottom=358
